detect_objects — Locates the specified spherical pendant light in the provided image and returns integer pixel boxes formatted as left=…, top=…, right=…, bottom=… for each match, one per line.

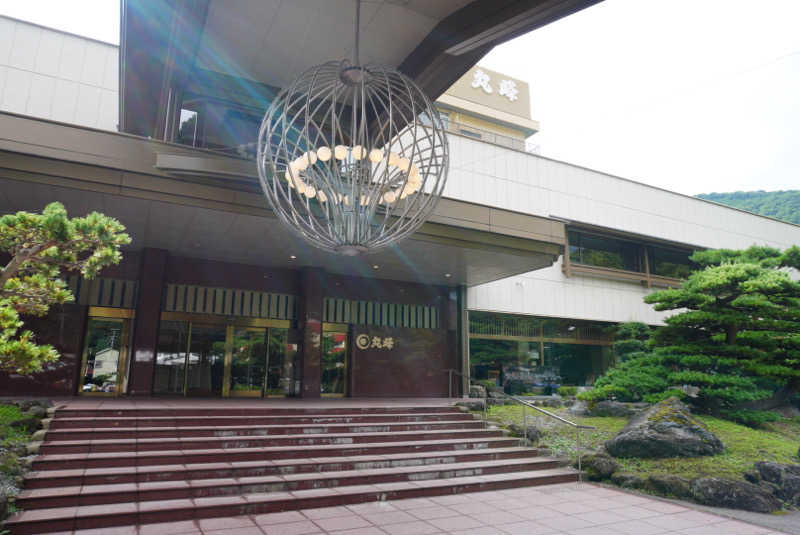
left=256, top=4, right=448, bottom=256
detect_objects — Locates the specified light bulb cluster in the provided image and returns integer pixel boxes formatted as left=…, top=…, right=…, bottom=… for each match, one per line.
left=283, top=145, right=423, bottom=205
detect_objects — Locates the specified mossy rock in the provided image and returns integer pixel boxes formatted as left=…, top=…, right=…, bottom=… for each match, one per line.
left=576, top=452, right=620, bottom=481
left=610, top=472, right=647, bottom=489
left=605, top=397, right=724, bottom=458
left=647, top=474, right=692, bottom=499
left=691, top=477, right=782, bottom=513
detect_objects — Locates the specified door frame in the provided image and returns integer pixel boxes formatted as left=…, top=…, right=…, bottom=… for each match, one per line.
left=78, top=307, right=135, bottom=396
left=322, top=322, right=350, bottom=397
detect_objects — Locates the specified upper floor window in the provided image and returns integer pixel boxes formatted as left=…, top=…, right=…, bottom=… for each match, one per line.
left=568, top=229, right=695, bottom=280
left=568, top=230, right=642, bottom=272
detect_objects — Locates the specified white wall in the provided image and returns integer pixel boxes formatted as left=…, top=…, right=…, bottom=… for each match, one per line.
left=0, top=16, right=118, bottom=131
left=442, top=134, right=800, bottom=324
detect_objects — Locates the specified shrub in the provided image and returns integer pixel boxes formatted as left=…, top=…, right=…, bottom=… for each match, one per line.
left=720, top=409, right=781, bottom=428
left=557, top=386, right=578, bottom=397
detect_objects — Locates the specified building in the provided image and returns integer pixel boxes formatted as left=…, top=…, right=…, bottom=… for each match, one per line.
left=1, top=1, right=798, bottom=400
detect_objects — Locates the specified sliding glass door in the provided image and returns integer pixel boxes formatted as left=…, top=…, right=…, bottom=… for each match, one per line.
left=154, top=314, right=295, bottom=397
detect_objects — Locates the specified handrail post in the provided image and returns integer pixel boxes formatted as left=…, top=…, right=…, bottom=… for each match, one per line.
left=448, top=369, right=452, bottom=399
left=576, top=426, right=582, bottom=485
left=522, top=403, right=527, bottom=446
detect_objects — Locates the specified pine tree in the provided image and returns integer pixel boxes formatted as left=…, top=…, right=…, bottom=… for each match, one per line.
left=0, top=202, right=130, bottom=373
left=581, top=246, right=800, bottom=424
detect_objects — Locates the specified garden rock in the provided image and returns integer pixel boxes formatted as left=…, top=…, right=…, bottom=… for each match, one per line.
left=610, top=472, right=646, bottom=489
left=647, top=474, right=692, bottom=499
left=691, top=477, right=782, bottom=513
left=588, top=400, right=634, bottom=417
left=604, top=397, right=724, bottom=458
left=568, top=401, right=589, bottom=416
left=577, top=452, right=620, bottom=481
left=469, top=385, right=487, bottom=398
left=508, top=423, right=542, bottom=443
left=780, top=474, right=800, bottom=504
left=9, top=416, right=40, bottom=434
left=24, top=405, right=47, bottom=419
left=754, top=461, right=800, bottom=484
left=454, top=399, right=485, bottom=411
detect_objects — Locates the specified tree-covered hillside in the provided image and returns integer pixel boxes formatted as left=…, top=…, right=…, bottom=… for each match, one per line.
left=696, top=190, right=800, bottom=225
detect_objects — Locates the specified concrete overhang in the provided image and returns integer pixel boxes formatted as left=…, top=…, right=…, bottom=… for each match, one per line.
left=0, top=112, right=564, bottom=287
left=120, top=0, right=602, bottom=138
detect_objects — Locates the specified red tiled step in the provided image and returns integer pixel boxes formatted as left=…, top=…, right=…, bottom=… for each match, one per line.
left=6, top=468, right=579, bottom=534
left=17, top=457, right=565, bottom=509
left=52, top=406, right=461, bottom=418
left=48, top=411, right=474, bottom=429
left=25, top=446, right=539, bottom=489
left=44, top=419, right=483, bottom=441
left=33, top=436, right=520, bottom=470
left=39, top=428, right=504, bottom=454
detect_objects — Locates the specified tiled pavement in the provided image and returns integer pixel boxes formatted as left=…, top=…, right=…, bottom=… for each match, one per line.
left=58, top=482, right=788, bottom=535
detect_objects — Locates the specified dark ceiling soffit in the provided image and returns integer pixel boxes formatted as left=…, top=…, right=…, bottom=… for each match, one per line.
left=398, top=0, right=603, bottom=100
left=119, top=0, right=210, bottom=138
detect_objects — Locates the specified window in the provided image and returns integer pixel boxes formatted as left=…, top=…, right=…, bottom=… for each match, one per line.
left=568, top=229, right=694, bottom=280
left=177, top=109, right=199, bottom=147
left=649, top=246, right=695, bottom=279
left=568, top=230, right=642, bottom=272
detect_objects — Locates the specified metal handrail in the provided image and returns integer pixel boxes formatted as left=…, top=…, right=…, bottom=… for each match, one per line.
left=444, top=368, right=594, bottom=484
left=494, top=391, right=594, bottom=484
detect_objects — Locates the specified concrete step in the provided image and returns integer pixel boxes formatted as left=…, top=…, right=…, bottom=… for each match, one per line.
left=44, top=419, right=483, bottom=441
left=32, top=436, right=521, bottom=470
left=39, top=428, right=504, bottom=454
left=6, top=468, right=579, bottom=534
left=25, top=446, right=539, bottom=489
left=52, top=406, right=461, bottom=418
left=48, top=411, right=474, bottom=429
left=17, top=457, right=566, bottom=509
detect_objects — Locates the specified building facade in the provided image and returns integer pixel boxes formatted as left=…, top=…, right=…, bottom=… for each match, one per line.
left=1, top=4, right=798, bottom=399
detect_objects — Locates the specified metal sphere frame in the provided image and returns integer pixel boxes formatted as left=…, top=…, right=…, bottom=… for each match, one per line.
left=256, top=60, right=449, bottom=255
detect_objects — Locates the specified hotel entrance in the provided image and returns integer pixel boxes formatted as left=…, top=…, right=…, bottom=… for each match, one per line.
left=153, top=313, right=297, bottom=397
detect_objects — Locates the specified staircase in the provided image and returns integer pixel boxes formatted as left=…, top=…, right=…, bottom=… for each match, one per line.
left=6, top=403, right=578, bottom=534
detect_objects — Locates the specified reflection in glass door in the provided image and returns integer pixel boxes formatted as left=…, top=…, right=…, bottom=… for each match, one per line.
left=185, top=324, right=227, bottom=396
left=79, top=317, right=131, bottom=395
left=154, top=316, right=296, bottom=397
left=321, top=332, right=347, bottom=397
left=229, top=328, right=267, bottom=397
left=265, top=328, right=297, bottom=396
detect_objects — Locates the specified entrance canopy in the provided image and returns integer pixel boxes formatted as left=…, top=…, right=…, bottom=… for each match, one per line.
left=0, top=112, right=564, bottom=287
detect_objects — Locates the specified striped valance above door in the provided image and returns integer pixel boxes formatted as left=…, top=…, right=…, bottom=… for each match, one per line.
left=323, top=298, right=440, bottom=329
left=163, top=284, right=297, bottom=320
left=67, top=276, right=138, bottom=309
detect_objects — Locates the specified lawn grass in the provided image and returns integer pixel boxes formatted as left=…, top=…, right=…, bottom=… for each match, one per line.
left=485, top=404, right=800, bottom=481
left=0, top=404, right=31, bottom=445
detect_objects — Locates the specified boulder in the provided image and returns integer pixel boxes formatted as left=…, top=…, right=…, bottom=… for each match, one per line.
left=577, top=452, right=620, bottom=481
left=454, top=399, right=485, bottom=411
left=780, top=474, right=800, bottom=504
left=24, top=406, right=47, bottom=419
left=743, top=470, right=760, bottom=485
left=469, top=384, right=487, bottom=399
left=610, top=472, right=646, bottom=489
left=605, top=397, right=724, bottom=458
left=691, top=478, right=782, bottom=513
left=754, top=461, right=800, bottom=485
left=568, top=401, right=589, bottom=416
left=647, top=474, right=692, bottom=499
left=9, top=416, right=40, bottom=434
left=507, top=423, right=542, bottom=443
left=589, top=401, right=634, bottom=417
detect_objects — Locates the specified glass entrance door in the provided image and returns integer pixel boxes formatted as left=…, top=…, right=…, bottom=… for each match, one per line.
left=321, top=331, right=347, bottom=397
left=79, top=316, right=132, bottom=395
left=154, top=315, right=296, bottom=397
left=228, top=328, right=268, bottom=397
left=185, top=324, right=227, bottom=396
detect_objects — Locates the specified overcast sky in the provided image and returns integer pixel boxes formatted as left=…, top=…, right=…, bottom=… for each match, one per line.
left=1, top=0, right=798, bottom=196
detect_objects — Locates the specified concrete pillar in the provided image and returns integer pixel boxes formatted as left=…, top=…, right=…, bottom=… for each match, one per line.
left=128, top=248, right=168, bottom=396
left=299, top=267, right=324, bottom=398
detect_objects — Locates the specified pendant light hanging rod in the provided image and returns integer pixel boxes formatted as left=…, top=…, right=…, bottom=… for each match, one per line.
left=354, top=0, right=361, bottom=66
